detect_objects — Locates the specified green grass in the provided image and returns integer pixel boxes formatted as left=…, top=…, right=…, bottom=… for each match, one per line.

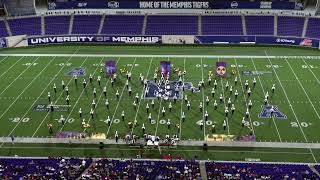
left=1, top=45, right=320, bottom=162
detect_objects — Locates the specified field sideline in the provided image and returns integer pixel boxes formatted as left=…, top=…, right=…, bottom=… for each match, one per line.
left=1, top=45, right=320, bottom=162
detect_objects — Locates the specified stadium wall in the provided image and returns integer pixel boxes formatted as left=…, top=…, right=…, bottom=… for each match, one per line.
left=26, top=35, right=320, bottom=49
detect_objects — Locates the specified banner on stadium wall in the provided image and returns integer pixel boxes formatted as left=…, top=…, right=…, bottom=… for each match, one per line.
left=194, top=36, right=256, bottom=44
left=27, top=35, right=161, bottom=45
left=27, top=35, right=320, bottom=49
left=162, top=35, right=194, bottom=44
left=48, top=1, right=303, bottom=10
left=194, top=36, right=319, bottom=48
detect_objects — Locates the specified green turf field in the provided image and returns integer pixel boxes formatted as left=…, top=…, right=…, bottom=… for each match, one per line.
left=1, top=45, right=320, bottom=162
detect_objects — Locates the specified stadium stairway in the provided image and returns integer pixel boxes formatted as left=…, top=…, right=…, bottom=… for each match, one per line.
left=199, top=161, right=207, bottom=180
left=241, top=15, right=247, bottom=36
left=69, top=14, right=74, bottom=35
left=274, top=14, right=278, bottom=36
left=142, top=15, right=148, bottom=35
left=4, top=18, right=12, bottom=36
left=77, top=159, right=96, bottom=180
left=98, top=14, right=106, bottom=35
left=198, top=15, right=202, bottom=35
left=41, top=15, right=45, bottom=36
left=309, top=165, right=320, bottom=177
left=302, top=16, right=309, bottom=37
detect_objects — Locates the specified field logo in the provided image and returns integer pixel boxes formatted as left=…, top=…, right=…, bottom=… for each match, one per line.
left=216, top=62, right=227, bottom=76
left=259, top=105, right=287, bottom=119
left=144, top=81, right=197, bottom=99
left=64, top=67, right=86, bottom=76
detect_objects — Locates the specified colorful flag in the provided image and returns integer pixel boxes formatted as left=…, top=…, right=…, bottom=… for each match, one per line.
left=216, top=62, right=227, bottom=76
left=160, top=61, right=171, bottom=77
left=105, top=60, right=116, bottom=76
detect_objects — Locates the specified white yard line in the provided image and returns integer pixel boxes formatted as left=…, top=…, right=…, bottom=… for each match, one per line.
left=4, top=56, right=59, bottom=137
left=0, top=57, right=55, bottom=124
left=154, top=57, right=170, bottom=137
left=1, top=54, right=320, bottom=59
left=105, top=58, right=137, bottom=138
left=234, top=58, right=258, bottom=136
left=284, top=57, right=320, bottom=121
left=130, top=58, right=153, bottom=136
left=31, top=56, right=90, bottom=137
left=0, top=56, right=24, bottom=79
left=83, top=58, right=120, bottom=132
left=265, top=51, right=317, bottom=163
left=200, top=58, right=209, bottom=138
left=0, top=57, right=39, bottom=97
left=0, top=56, right=8, bottom=64
left=250, top=58, right=281, bottom=142
left=301, top=58, right=320, bottom=90
left=217, top=58, right=230, bottom=135
left=154, top=100, right=163, bottom=136
left=6, top=56, right=78, bottom=136
left=59, top=57, right=106, bottom=132
left=179, top=57, right=186, bottom=139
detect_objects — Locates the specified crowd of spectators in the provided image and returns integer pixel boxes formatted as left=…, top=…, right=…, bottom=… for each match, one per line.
left=81, top=159, right=202, bottom=180
left=206, top=162, right=318, bottom=179
left=0, top=157, right=319, bottom=179
left=0, top=157, right=92, bottom=179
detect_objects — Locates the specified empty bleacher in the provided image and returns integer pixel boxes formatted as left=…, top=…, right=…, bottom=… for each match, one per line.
left=101, top=15, right=144, bottom=35
left=72, top=15, right=101, bottom=35
left=7, top=17, right=41, bottom=36
left=44, top=16, right=70, bottom=35
left=145, top=15, right=198, bottom=35
left=246, top=16, right=274, bottom=35
left=278, top=16, right=305, bottom=37
left=305, top=17, right=320, bottom=39
left=202, top=16, right=243, bottom=35
left=1, top=15, right=319, bottom=39
left=0, top=20, right=8, bottom=37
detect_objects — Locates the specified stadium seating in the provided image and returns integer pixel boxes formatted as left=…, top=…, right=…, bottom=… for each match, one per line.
left=101, top=15, right=144, bottom=35
left=7, top=17, right=41, bottom=36
left=0, top=20, right=9, bottom=37
left=72, top=15, right=102, bottom=34
left=146, top=15, right=198, bottom=35
left=278, top=16, right=305, bottom=37
left=45, top=16, right=70, bottom=35
left=246, top=16, right=274, bottom=35
left=205, top=162, right=318, bottom=179
left=202, top=16, right=243, bottom=35
left=305, top=18, right=320, bottom=39
left=4, top=15, right=320, bottom=39
left=81, top=159, right=201, bottom=179
left=0, top=158, right=92, bottom=179
left=0, top=158, right=319, bottom=179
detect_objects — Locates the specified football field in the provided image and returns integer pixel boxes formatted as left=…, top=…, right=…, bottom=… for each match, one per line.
left=1, top=45, right=320, bottom=162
